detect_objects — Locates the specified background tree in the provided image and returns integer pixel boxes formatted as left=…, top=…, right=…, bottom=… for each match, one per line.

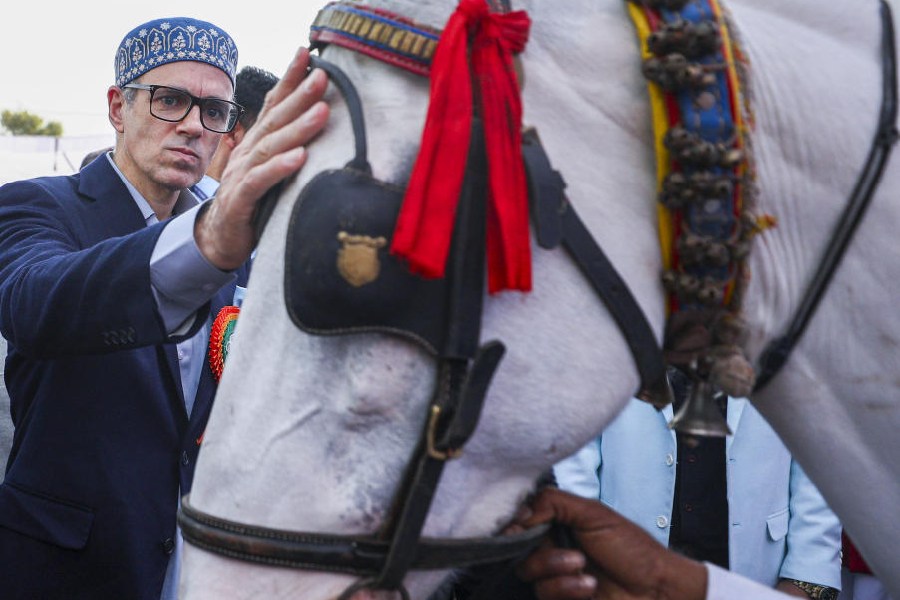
left=1, top=109, right=64, bottom=136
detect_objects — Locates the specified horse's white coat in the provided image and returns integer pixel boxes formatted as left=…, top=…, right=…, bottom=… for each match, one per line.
left=183, top=1, right=900, bottom=598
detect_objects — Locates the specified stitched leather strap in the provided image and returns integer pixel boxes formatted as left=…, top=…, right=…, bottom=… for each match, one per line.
left=179, top=494, right=550, bottom=574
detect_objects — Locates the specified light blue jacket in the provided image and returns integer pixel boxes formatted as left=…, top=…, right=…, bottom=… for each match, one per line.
left=554, top=397, right=842, bottom=589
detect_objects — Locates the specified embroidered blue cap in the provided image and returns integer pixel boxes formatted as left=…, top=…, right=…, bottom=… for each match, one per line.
left=115, top=17, right=239, bottom=88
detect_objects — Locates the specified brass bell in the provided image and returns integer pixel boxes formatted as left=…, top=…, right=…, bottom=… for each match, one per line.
left=668, top=378, right=732, bottom=437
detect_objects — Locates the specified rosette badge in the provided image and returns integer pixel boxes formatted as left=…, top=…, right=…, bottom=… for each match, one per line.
left=209, top=306, right=240, bottom=381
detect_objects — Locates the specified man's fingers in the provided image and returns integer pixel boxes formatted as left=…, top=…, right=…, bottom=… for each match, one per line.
left=261, top=47, right=314, bottom=110
left=251, top=96, right=328, bottom=167
left=521, top=487, right=619, bottom=532
left=532, top=575, right=598, bottom=600
left=240, top=67, right=329, bottom=160
left=234, top=99, right=328, bottom=202
left=518, top=546, right=597, bottom=600
left=221, top=67, right=330, bottom=210
left=229, top=146, right=309, bottom=215
left=517, top=547, right=588, bottom=582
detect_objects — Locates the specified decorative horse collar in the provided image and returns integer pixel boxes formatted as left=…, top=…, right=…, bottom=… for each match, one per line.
left=627, top=0, right=761, bottom=405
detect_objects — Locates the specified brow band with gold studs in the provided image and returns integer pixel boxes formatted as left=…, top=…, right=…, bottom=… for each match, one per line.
left=310, top=2, right=442, bottom=77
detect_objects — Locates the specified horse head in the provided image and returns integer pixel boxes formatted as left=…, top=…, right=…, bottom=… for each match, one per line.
left=182, top=1, right=900, bottom=598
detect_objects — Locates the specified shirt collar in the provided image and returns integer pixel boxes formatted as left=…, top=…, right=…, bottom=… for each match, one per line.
left=192, top=175, right=220, bottom=200
left=105, top=152, right=201, bottom=226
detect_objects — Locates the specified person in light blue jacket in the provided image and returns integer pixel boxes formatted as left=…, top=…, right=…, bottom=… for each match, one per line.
left=554, top=395, right=842, bottom=598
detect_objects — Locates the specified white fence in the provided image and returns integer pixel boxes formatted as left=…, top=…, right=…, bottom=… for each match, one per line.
left=0, top=133, right=116, bottom=185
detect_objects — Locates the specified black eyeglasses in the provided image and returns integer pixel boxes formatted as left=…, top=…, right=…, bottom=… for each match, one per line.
left=122, top=83, right=245, bottom=133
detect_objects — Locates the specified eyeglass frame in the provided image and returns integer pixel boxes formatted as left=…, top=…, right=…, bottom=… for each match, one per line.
left=121, top=83, right=245, bottom=133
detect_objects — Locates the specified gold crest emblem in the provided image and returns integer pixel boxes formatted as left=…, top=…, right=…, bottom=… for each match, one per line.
left=337, top=231, right=387, bottom=287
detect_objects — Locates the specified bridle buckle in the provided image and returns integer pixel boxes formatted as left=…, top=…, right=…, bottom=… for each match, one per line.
left=426, top=405, right=464, bottom=461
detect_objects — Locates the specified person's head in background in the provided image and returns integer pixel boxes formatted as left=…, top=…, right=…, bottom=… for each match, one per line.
left=204, top=66, right=280, bottom=182
left=80, top=146, right=114, bottom=171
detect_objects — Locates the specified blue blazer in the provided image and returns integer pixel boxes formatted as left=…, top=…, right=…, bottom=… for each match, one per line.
left=0, top=158, right=248, bottom=599
left=554, top=398, right=842, bottom=589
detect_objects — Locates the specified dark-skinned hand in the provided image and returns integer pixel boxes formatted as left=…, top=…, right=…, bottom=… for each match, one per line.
left=514, top=487, right=708, bottom=600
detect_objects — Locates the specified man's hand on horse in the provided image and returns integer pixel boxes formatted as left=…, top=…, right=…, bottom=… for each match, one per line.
left=195, top=47, right=330, bottom=271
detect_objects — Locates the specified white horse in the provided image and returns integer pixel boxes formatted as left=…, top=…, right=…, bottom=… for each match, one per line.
left=183, top=0, right=900, bottom=598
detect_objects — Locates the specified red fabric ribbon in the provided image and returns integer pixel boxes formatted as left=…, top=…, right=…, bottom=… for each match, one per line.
left=389, top=0, right=532, bottom=293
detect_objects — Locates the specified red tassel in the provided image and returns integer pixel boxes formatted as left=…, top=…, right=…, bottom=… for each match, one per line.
left=390, top=0, right=532, bottom=293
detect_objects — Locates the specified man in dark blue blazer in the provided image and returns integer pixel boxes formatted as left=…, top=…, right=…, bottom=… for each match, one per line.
left=0, top=16, right=329, bottom=599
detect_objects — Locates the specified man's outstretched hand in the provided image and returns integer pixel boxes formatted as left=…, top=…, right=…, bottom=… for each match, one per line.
left=195, top=47, right=330, bottom=271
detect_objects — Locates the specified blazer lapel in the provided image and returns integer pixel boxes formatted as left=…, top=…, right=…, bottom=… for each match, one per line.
left=661, top=404, right=677, bottom=444
left=189, top=283, right=236, bottom=429
left=725, top=396, right=747, bottom=455
left=162, top=343, right=187, bottom=419
left=77, top=156, right=148, bottom=240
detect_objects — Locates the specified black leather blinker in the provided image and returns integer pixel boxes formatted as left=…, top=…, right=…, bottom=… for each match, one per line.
left=283, top=167, right=449, bottom=355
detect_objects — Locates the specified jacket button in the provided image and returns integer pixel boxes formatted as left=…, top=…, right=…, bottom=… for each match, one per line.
left=162, top=538, right=175, bottom=555
left=181, top=451, right=190, bottom=466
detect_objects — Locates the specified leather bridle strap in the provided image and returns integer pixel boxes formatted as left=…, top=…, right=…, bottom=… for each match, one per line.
left=373, top=116, right=501, bottom=590
left=754, top=0, right=898, bottom=391
left=179, top=494, right=550, bottom=574
left=522, top=128, right=673, bottom=408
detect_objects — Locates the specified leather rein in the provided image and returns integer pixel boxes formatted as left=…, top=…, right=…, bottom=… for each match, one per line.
left=754, top=0, right=898, bottom=391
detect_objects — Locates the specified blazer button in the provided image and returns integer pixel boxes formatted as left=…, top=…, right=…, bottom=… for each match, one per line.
left=162, top=538, right=175, bottom=555
left=181, top=451, right=190, bottom=466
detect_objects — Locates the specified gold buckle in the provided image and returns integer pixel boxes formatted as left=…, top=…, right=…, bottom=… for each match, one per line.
left=426, top=405, right=464, bottom=461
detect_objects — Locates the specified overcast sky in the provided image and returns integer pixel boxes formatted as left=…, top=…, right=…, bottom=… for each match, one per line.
left=1, top=1, right=322, bottom=136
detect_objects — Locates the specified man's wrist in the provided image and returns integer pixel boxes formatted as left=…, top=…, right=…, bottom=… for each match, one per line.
left=193, top=199, right=247, bottom=271
left=787, top=579, right=839, bottom=600
left=660, top=552, right=707, bottom=600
